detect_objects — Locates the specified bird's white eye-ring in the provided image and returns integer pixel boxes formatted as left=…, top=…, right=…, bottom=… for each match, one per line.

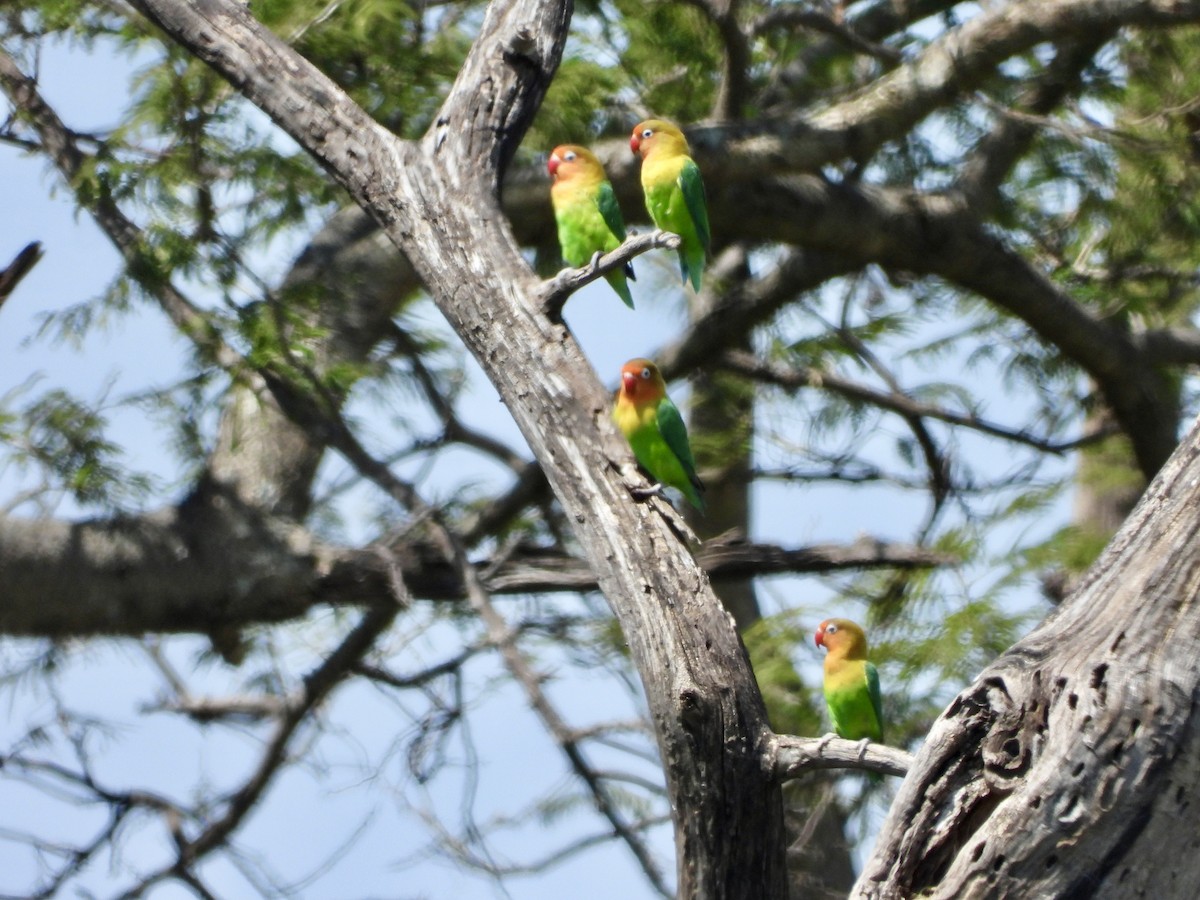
left=564, top=150, right=576, bottom=161
left=641, top=367, right=652, bottom=379
left=826, top=623, right=838, bottom=634
left=641, top=128, right=654, bottom=139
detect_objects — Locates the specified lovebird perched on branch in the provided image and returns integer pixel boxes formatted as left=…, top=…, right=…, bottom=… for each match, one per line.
left=612, top=358, right=706, bottom=512
left=548, top=144, right=635, bottom=308
left=630, top=119, right=710, bottom=292
left=814, top=618, right=884, bottom=744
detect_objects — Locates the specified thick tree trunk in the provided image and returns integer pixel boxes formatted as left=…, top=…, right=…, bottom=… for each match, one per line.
left=857, top=413, right=1200, bottom=897
left=129, top=0, right=788, bottom=895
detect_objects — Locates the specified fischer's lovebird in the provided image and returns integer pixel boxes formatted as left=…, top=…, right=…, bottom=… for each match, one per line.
left=814, top=618, right=884, bottom=743
left=612, top=358, right=706, bottom=512
left=629, top=118, right=710, bottom=292
left=548, top=144, right=636, bottom=309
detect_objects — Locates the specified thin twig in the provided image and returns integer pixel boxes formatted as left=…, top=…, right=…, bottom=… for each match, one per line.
left=721, top=349, right=1109, bottom=455
left=445, top=535, right=673, bottom=897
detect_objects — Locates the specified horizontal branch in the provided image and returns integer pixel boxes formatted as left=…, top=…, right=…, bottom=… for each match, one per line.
left=694, top=534, right=958, bottom=579
left=539, top=230, right=681, bottom=317
left=332, top=535, right=958, bottom=604
left=1135, top=327, right=1200, bottom=366
left=144, top=694, right=286, bottom=723
left=752, top=7, right=902, bottom=64
left=0, top=501, right=956, bottom=637
left=770, top=733, right=914, bottom=780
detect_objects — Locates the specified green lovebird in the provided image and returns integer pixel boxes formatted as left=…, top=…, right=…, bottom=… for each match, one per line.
left=548, top=144, right=635, bottom=308
left=815, top=618, right=884, bottom=743
left=612, top=358, right=706, bottom=512
left=629, top=118, right=710, bottom=292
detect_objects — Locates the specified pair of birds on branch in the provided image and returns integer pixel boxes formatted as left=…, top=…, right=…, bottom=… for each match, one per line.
left=548, top=118, right=711, bottom=305
left=550, top=123, right=884, bottom=751
left=548, top=119, right=710, bottom=514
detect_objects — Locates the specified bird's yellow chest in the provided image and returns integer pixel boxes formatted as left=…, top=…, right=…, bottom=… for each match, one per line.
left=552, top=178, right=597, bottom=208
left=640, top=151, right=685, bottom=189
left=824, top=654, right=863, bottom=690
left=613, top=397, right=655, bottom=435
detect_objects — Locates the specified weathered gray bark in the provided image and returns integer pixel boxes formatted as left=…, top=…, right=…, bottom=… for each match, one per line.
left=125, top=0, right=789, bottom=894
left=856, top=413, right=1200, bottom=897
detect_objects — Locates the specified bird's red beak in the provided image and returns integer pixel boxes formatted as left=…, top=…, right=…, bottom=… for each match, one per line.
left=814, top=628, right=825, bottom=649
left=630, top=134, right=640, bottom=154
left=622, top=371, right=638, bottom=395
left=547, top=154, right=560, bottom=177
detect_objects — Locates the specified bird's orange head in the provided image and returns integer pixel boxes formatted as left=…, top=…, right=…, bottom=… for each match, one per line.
left=547, top=144, right=600, bottom=181
left=619, top=358, right=667, bottom=406
left=815, top=618, right=869, bottom=658
left=630, top=119, right=688, bottom=158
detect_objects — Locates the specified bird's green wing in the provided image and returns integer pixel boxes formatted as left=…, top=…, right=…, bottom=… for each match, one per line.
left=597, top=181, right=635, bottom=285
left=866, top=661, right=884, bottom=740
left=656, top=396, right=702, bottom=490
left=596, top=181, right=627, bottom=242
left=679, top=160, right=711, bottom=252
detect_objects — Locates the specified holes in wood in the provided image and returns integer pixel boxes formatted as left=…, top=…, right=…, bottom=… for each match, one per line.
left=1091, top=663, right=1109, bottom=703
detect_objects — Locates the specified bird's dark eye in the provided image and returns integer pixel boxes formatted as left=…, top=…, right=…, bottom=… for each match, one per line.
left=641, top=367, right=651, bottom=379
left=564, top=151, right=576, bottom=161
left=641, top=128, right=653, bottom=139
left=826, top=624, right=838, bottom=634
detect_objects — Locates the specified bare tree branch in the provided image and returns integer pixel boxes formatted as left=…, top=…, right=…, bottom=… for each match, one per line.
left=540, top=229, right=681, bottom=317
left=0, top=240, right=42, bottom=309
left=0, top=506, right=954, bottom=637
left=770, top=734, right=915, bottom=780
left=457, top=549, right=672, bottom=896
left=120, top=598, right=403, bottom=895
left=1135, top=326, right=1200, bottom=366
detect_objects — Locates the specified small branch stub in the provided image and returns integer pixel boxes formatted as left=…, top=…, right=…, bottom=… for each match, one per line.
left=771, top=733, right=914, bottom=780
left=0, top=240, right=43, bottom=309
left=540, top=230, right=682, bottom=317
